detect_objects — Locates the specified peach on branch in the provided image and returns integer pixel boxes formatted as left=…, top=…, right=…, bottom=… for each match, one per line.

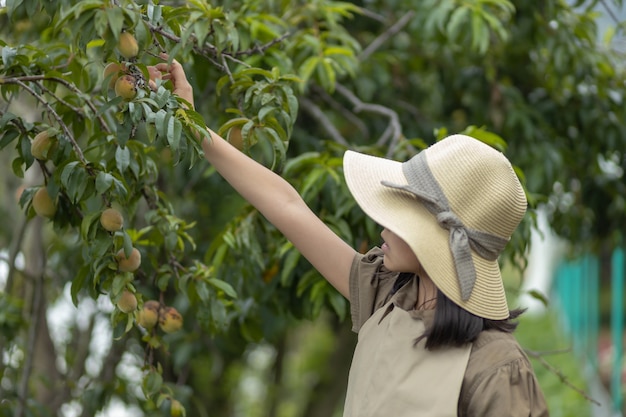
left=159, top=306, right=183, bottom=333
left=114, top=75, right=137, bottom=100
left=116, top=289, right=138, bottom=313
left=30, top=131, right=56, bottom=160
left=116, top=247, right=141, bottom=272
left=32, top=187, right=56, bottom=218
left=100, top=207, right=124, bottom=232
left=117, top=32, right=139, bottom=59
left=137, top=300, right=160, bottom=330
left=103, top=62, right=125, bottom=89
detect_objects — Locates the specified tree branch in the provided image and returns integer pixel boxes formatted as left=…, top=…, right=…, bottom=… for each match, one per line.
left=12, top=80, right=90, bottom=169
left=312, top=85, right=370, bottom=140
left=359, top=11, right=416, bottom=62
left=525, top=349, right=601, bottom=406
left=299, top=97, right=348, bottom=146
left=1, top=75, right=111, bottom=134
left=147, top=23, right=290, bottom=64
left=334, top=83, right=402, bottom=156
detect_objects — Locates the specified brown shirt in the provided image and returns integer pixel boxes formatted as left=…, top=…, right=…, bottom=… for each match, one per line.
left=349, top=247, right=550, bottom=417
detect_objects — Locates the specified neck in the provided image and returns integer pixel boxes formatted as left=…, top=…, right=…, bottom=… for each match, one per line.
left=416, top=271, right=437, bottom=310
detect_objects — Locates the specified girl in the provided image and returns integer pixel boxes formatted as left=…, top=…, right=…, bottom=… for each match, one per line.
left=150, top=59, right=549, bottom=417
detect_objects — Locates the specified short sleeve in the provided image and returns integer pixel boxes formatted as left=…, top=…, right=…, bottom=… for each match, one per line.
left=461, top=358, right=549, bottom=417
left=349, top=247, right=398, bottom=333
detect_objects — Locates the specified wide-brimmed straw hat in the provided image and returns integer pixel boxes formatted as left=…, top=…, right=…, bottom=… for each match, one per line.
left=343, top=134, right=527, bottom=320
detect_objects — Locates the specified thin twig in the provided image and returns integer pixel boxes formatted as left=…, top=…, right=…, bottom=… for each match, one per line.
left=312, top=85, right=369, bottom=139
left=34, top=81, right=85, bottom=117
left=335, top=83, right=402, bottom=155
left=359, top=11, right=416, bottom=62
left=233, top=32, right=292, bottom=57
left=598, top=0, right=620, bottom=27
left=299, top=97, right=348, bottom=146
left=13, top=80, right=90, bottom=169
left=525, top=349, right=601, bottom=406
left=1, top=74, right=111, bottom=133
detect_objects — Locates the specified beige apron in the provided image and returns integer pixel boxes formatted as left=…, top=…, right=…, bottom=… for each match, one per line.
left=343, top=301, right=472, bottom=417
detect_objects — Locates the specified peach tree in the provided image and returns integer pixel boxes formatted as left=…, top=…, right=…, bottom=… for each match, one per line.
left=0, top=0, right=365, bottom=415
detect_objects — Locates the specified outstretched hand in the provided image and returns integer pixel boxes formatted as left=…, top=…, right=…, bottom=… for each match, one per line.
left=148, top=53, right=195, bottom=110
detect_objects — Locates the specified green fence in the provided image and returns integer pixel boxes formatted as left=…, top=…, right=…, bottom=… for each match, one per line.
left=553, top=248, right=624, bottom=414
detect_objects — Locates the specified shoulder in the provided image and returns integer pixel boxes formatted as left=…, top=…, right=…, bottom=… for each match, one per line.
left=468, top=330, right=526, bottom=369
left=349, top=247, right=399, bottom=332
left=459, top=330, right=549, bottom=416
left=463, top=330, right=529, bottom=390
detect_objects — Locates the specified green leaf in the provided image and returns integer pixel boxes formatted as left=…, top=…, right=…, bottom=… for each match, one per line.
left=81, top=210, right=101, bottom=241
left=67, top=167, right=89, bottom=203
left=166, top=117, right=182, bottom=152
left=95, top=172, right=114, bottom=194
left=447, top=6, right=469, bottom=40
left=0, top=112, right=17, bottom=129
left=115, top=146, right=131, bottom=174
left=122, top=231, right=133, bottom=258
left=207, top=278, right=237, bottom=298
left=317, top=57, right=336, bottom=92
left=11, top=157, right=24, bottom=178
left=527, top=289, right=549, bottom=308
left=280, top=248, right=300, bottom=286
left=298, top=56, right=320, bottom=85
left=142, top=370, right=163, bottom=398
left=70, top=266, right=89, bottom=307
left=116, top=118, right=132, bottom=146
left=328, top=291, right=347, bottom=321
left=0, top=129, right=19, bottom=150
left=106, top=7, right=125, bottom=40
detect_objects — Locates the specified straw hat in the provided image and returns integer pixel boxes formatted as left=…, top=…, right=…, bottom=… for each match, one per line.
left=343, top=134, right=527, bottom=320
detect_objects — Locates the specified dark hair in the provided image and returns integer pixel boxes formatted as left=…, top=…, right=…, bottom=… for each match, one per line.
left=392, top=273, right=525, bottom=350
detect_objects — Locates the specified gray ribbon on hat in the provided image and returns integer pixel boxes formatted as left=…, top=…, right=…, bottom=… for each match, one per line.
left=380, top=152, right=508, bottom=301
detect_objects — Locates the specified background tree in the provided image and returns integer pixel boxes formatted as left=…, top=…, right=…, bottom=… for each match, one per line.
left=0, top=0, right=625, bottom=416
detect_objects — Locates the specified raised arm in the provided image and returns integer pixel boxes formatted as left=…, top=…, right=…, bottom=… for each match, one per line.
left=151, top=58, right=356, bottom=298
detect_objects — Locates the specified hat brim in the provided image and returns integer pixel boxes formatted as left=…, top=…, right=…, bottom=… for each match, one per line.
left=343, top=150, right=509, bottom=320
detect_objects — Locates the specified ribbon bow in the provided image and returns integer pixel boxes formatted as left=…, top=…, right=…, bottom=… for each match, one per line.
left=381, top=153, right=508, bottom=301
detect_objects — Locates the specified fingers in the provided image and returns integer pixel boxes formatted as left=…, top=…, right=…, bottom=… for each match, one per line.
left=147, top=65, right=162, bottom=80
left=147, top=54, right=195, bottom=108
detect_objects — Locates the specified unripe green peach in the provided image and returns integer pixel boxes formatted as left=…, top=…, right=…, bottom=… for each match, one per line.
left=137, top=300, right=160, bottom=329
left=159, top=306, right=183, bottom=333
left=116, top=247, right=141, bottom=272
left=100, top=207, right=124, bottom=232
left=117, top=32, right=139, bottom=59
left=116, top=289, right=138, bottom=313
left=32, top=187, right=56, bottom=218
left=31, top=131, right=56, bottom=160
left=114, top=75, right=137, bottom=100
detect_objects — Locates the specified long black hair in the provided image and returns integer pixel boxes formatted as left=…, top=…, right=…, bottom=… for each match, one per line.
left=392, top=272, right=525, bottom=350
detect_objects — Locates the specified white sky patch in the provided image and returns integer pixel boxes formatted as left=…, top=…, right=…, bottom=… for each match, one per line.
left=0, top=249, right=25, bottom=291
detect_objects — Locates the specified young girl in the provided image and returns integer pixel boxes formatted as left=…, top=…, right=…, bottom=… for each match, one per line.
left=150, top=59, right=549, bottom=416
